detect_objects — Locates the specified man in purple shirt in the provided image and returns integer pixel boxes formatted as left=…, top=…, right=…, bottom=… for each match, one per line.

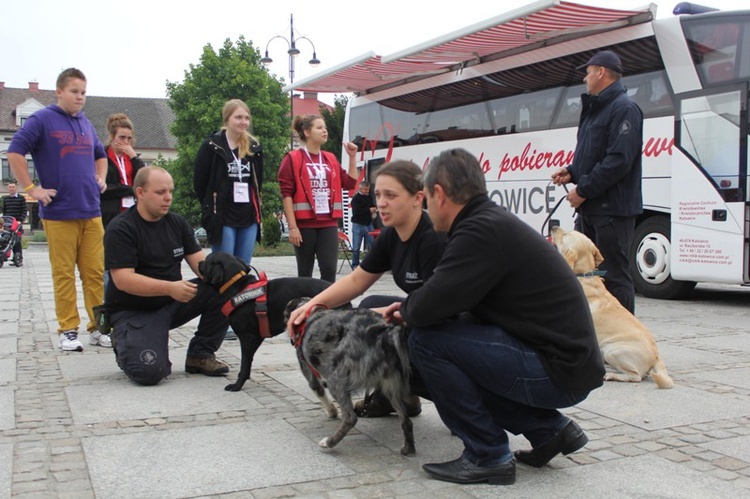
left=8, top=68, right=109, bottom=352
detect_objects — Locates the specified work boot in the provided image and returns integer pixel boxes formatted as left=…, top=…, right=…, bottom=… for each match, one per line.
left=185, top=355, right=229, bottom=376
left=354, top=391, right=422, bottom=417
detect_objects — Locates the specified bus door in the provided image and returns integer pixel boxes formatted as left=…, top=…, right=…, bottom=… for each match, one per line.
left=672, top=83, right=749, bottom=283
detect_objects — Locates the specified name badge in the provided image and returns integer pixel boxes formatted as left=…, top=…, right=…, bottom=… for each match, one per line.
left=121, top=196, right=135, bottom=209
left=314, top=189, right=330, bottom=214
left=233, top=182, right=250, bottom=203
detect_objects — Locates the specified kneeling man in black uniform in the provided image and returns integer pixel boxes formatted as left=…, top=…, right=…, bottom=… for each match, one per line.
left=104, top=166, right=229, bottom=385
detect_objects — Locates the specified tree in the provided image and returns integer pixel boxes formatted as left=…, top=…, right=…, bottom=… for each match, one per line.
left=166, top=36, right=289, bottom=227
left=321, top=94, right=350, bottom=162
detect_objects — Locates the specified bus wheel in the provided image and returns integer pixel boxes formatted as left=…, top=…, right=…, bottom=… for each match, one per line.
left=631, top=216, right=696, bottom=300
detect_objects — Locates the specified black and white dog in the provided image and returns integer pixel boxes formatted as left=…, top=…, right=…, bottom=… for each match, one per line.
left=199, top=251, right=343, bottom=392
left=285, top=297, right=416, bottom=456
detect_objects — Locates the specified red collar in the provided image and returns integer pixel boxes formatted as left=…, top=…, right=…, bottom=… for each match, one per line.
left=220, top=270, right=271, bottom=338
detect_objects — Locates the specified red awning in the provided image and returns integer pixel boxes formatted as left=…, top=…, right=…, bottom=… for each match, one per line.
left=286, top=0, right=656, bottom=95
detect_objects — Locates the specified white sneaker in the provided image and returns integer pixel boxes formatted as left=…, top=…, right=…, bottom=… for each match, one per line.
left=59, top=331, right=83, bottom=352
left=89, top=331, right=113, bottom=348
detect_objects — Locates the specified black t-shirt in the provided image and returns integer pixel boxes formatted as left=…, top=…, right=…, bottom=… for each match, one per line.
left=360, top=211, right=447, bottom=294
left=104, top=206, right=202, bottom=311
left=350, top=192, right=375, bottom=225
left=222, top=146, right=255, bottom=227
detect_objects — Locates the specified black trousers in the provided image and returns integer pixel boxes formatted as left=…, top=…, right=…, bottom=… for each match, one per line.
left=294, top=226, right=339, bottom=283
left=110, top=278, right=229, bottom=385
left=579, top=214, right=636, bottom=313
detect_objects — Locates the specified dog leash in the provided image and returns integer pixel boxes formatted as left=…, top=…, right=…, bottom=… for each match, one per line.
left=540, top=181, right=571, bottom=241
left=220, top=266, right=272, bottom=338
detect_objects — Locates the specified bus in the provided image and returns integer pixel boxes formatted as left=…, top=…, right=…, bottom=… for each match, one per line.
left=287, top=1, right=750, bottom=299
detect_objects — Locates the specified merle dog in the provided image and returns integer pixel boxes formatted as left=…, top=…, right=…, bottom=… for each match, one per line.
left=199, top=251, right=341, bottom=392
left=285, top=297, right=415, bottom=456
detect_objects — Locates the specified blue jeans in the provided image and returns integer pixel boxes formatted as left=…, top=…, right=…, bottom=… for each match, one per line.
left=351, top=222, right=373, bottom=267
left=408, top=320, right=591, bottom=466
left=212, top=224, right=259, bottom=265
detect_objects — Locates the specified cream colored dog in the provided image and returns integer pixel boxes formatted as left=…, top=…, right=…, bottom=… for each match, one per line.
left=551, top=226, right=673, bottom=389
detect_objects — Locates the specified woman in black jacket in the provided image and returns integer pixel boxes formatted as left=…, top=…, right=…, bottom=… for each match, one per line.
left=101, top=113, right=144, bottom=229
left=194, top=99, right=263, bottom=264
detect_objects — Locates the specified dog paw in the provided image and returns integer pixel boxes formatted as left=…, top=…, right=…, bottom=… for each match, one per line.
left=224, top=383, right=242, bottom=392
left=319, top=437, right=332, bottom=448
left=325, top=408, right=338, bottom=419
left=400, top=445, right=416, bottom=456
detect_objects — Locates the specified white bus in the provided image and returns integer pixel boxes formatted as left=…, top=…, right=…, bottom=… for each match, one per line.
left=287, top=1, right=750, bottom=299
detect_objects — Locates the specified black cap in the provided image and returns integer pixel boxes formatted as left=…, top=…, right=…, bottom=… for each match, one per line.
left=577, top=50, right=623, bottom=74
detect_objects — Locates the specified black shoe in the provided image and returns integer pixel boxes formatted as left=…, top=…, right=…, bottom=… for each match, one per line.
left=514, top=420, right=588, bottom=468
left=422, top=455, right=515, bottom=485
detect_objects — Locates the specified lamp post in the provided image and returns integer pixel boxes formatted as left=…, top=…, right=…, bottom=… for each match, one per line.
left=261, top=14, right=321, bottom=150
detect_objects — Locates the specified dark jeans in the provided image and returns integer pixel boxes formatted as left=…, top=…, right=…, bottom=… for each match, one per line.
left=110, top=278, right=228, bottom=386
left=579, top=214, right=636, bottom=313
left=351, top=222, right=373, bottom=267
left=294, top=226, right=339, bottom=283
left=408, top=320, right=591, bottom=466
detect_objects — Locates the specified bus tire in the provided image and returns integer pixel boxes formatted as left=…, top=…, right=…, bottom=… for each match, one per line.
left=630, top=216, right=696, bottom=300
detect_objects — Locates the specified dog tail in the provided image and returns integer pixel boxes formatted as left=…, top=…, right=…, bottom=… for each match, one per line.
left=649, top=359, right=674, bottom=389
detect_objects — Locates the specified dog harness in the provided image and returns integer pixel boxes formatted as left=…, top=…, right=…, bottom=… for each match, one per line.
left=220, top=268, right=271, bottom=338
left=289, top=304, right=329, bottom=379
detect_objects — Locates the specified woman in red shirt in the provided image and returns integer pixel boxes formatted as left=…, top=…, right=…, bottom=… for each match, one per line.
left=278, top=114, right=358, bottom=282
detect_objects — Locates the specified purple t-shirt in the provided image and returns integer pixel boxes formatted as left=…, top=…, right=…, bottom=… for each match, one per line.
left=8, top=105, right=105, bottom=220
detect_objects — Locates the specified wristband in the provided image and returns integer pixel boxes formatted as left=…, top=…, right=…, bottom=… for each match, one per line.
left=23, top=184, right=35, bottom=192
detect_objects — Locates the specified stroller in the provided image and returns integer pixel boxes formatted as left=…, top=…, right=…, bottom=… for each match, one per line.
left=0, top=216, right=23, bottom=268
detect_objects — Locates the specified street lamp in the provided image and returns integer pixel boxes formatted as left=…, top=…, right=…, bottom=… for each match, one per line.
left=261, top=14, right=321, bottom=150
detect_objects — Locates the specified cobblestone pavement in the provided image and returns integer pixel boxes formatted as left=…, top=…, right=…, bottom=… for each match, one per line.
left=1, top=245, right=750, bottom=498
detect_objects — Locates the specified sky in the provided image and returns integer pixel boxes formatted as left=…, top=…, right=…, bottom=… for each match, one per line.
left=1, top=0, right=743, bottom=104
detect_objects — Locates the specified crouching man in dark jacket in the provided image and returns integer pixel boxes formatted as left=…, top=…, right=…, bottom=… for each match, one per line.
left=384, top=149, right=604, bottom=485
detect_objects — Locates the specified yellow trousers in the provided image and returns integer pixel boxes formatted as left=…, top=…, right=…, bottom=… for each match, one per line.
left=42, top=218, right=104, bottom=333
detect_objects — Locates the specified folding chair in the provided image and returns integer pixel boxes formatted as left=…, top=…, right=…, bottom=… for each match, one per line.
left=337, top=230, right=353, bottom=273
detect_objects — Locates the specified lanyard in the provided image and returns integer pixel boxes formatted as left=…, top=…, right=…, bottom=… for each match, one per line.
left=302, top=147, right=325, bottom=176
left=230, top=148, right=244, bottom=183
left=116, top=155, right=128, bottom=185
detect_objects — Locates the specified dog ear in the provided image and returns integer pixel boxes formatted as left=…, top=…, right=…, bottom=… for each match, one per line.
left=564, top=248, right=579, bottom=271
left=593, top=246, right=604, bottom=267
left=204, top=255, right=226, bottom=287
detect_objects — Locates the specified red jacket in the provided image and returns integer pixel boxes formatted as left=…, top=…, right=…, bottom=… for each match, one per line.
left=279, top=149, right=356, bottom=225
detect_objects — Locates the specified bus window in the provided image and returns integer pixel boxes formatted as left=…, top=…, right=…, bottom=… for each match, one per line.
left=552, top=84, right=585, bottom=128
left=622, top=70, right=674, bottom=117
left=678, top=88, right=744, bottom=200
left=489, top=87, right=562, bottom=133
left=683, top=16, right=750, bottom=86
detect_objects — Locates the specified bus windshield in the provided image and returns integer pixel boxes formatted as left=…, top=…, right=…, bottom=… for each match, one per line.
left=683, top=13, right=750, bottom=86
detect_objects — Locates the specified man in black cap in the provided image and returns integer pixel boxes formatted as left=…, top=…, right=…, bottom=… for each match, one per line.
left=551, top=50, right=643, bottom=313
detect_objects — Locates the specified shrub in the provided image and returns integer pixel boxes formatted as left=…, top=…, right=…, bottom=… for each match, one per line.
left=261, top=214, right=281, bottom=247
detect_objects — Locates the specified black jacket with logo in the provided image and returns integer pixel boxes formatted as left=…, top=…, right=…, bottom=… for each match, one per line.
left=569, top=81, right=643, bottom=217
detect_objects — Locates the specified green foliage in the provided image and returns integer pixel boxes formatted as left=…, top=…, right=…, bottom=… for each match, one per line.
left=261, top=213, right=282, bottom=247
left=30, top=231, right=47, bottom=243
left=321, top=94, right=350, bottom=162
left=165, top=36, right=290, bottom=226
left=261, top=181, right=282, bottom=217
